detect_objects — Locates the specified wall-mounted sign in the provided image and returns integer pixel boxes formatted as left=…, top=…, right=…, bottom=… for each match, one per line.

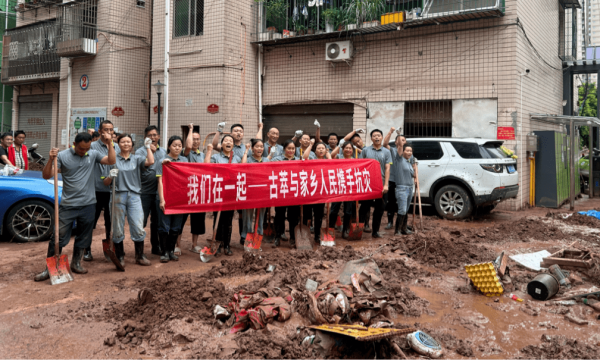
left=207, top=104, right=219, bottom=114
left=80, top=74, right=89, bottom=90
left=74, top=118, right=81, bottom=129
left=112, top=107, right=124, bottom=117
left=70, top=108, right=107, bottom=143
left=153, top=105, right=163, bottom=114
left=497, top=127, right=515, bottom=140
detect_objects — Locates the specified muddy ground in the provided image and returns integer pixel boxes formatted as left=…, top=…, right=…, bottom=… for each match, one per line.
left=1, top=200, right=600, bottom=359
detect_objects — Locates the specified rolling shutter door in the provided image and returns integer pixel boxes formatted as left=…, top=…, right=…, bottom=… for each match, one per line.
left=263, top=103, right=354, bottom=142
left=18, top=95, right=53, bottom=163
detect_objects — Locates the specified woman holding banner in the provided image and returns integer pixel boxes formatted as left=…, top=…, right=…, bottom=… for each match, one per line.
left=271, top=139, right=301, bottom=248
left=204, top=135, right=242, bottom=256
left=302, top=140, right=331, bottom=244
left=329, top=140, right=358, bottom=238
left=157, top=136, right=189, bottom=263
left=240, top=139, right=269, bottom=247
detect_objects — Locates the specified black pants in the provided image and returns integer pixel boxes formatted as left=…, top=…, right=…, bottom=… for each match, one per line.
left=303, top=204, right=324, bottom=240
left=179, top=213, right=206, bottom=235
left=141, top=194, right=159, bottom=252
left=275, top=206, right=300, bottom=240
left=213, top=210, right=234, bottom=247
left=386, top=181, right=397, bottom=220
left=359, top=194, right=387, bottom=235
left=329, top=201, right=356, bottom=226
left=237, top=209, right=243, bottom=239
left=94, top=191, right=111, bottom=239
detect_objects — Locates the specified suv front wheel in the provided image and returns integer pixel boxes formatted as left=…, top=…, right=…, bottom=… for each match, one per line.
left=434, top=185, right=473, bottom=220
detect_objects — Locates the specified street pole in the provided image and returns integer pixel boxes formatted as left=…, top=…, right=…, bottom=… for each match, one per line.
left=570, top=119, right=575, bottom=210
left=162, top=0, right=170, bottom=147
left=157, top=92, right=161, bottom=135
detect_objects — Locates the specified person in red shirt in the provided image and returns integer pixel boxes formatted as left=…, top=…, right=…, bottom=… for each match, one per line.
left=8, top=130, right=28, bottom=170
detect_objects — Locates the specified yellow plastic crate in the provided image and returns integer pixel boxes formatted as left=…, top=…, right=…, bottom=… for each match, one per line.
left=465, top=262, right=504, bottom=296
left=381, top=11, right=405, bottom=25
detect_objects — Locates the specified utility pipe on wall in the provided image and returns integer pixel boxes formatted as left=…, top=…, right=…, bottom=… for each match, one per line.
left=65, top=60, right=73, bottom=148
left=162, top=0, right=170, bottom=146
left=258, top=44, right=263, bottom=125
left=519, top=70, right=530, bottom=209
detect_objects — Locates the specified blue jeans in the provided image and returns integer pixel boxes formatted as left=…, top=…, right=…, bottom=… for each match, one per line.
left=58, top=204, right=96, bottom=249
left=110, top=191, right=145, bottom=243
left=395, top=185, right=413, bottom=216
left=242, top=208, right=265, bottom=238
left=157, top=198, right=184, bottom=234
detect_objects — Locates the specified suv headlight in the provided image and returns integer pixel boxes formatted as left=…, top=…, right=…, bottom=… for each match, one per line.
left=480, top=164, right=503, bottom=173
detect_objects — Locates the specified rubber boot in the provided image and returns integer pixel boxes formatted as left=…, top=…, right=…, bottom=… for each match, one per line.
left=224, top=225, right=233, bottom=256
left=70, top=247, right=88, bottom=274
left=364, top=211, right=372, bottom=233
left=394, top=215, right=403, bottom=236
left=135, top=241, right=151, bottom=266
left=114, top=242, right=125, bottom=268
left=289, top=236, right=296, bottom=248
left=385, top=213, right=394, bottom=230
left=34, top=241, right=60, bottom=281
left=272, top=235, right=281, bottom=247
left=168, top=232, right=179, bottom=261
left=401, top=215, right=413, bottom=235
left=83, top=247, right=93, bottom=262
left=159, top=232, right=170, bottom=263
left=342, top=214, right=351, bottom=239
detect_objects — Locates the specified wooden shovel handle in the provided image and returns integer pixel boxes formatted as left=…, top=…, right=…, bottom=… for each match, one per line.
left=54, top=157, right=59, bottom=256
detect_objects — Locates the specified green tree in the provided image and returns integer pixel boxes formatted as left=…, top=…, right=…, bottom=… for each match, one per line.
left=578, top=83, right=597, bottom=147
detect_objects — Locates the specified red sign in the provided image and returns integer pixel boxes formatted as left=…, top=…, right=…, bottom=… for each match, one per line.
left=111, top=107, right=124, bottom=117
left=497, top=127, right=515, bottom=140
left=207, top=104, right=219, bottom=114
left=153, top=105, right=163, bottom=114
left=162, top=159, right=383, bottom=214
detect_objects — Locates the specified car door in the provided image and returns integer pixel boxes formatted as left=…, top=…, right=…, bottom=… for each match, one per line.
left=411, top=141, right=450, bottom=201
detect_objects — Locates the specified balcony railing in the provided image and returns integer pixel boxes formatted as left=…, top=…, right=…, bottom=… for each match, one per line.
left=56, top=0, right=98, bottom=57
left=1, top=21, right=61, bottom=85
left=252, top=0, right=505, bottom=44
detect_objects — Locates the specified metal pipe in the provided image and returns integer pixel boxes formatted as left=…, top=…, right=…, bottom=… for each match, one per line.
left=162, top=0, right=170, bottom=146
left=590, top=125, right=594, bottom=198
left=258, top=44, right=263, bottom=125
left=65, top=60, right=72, bottom=148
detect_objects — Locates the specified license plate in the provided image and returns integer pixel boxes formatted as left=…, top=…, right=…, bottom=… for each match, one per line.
left=507, top=165, right=515, bottom=174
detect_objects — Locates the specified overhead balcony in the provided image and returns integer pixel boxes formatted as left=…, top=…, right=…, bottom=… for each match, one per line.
left=1, top=21, right=61, bottom=85
left=252, top=0, right=505, bottom=46
left=55, top=0, right=98, bottom=57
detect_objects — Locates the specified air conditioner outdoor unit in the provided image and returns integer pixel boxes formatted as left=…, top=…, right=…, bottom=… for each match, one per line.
left=325, top=41, right=353, bottom=62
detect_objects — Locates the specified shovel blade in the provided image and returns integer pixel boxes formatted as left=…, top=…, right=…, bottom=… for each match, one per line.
left=244, top=233, right=263, bottom=252
left=347, top=223, right=364, bottom=240
left=263, top=223, right=275, bottom=238
left=103, top=247, right=125, bottom=272
left=294, top=224, right=313, bottom=251
left=320, top=228, right=336, bottom=247
left=200, top=246, right=215, bottom=263
left=46, top=255, right=73, bottom=285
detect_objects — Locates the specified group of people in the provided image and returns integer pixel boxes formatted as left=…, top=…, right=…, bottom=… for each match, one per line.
left=32, top=119, right=418, bottom=281
left=0, top=131, right=29, bottom=169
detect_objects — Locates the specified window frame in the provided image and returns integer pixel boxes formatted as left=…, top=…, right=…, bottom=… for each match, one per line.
left=173, top=0, right=204, bottom=38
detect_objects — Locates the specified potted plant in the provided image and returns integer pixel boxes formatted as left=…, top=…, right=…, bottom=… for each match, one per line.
left=344, top=0, right=385, bottom=28
left=296, top=24, right=306, bottom=36
left=255, top=0, right=288, bottom=39
left=322, top=8, right=340, bottom=33
left=307, top=19, right=316, bottom=34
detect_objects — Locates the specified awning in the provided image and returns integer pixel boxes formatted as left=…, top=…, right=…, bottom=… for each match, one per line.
left=530, top=114, right=600, bottom=127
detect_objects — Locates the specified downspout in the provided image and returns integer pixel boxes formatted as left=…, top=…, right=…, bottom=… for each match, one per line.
left=66, top=60, right=73, bottom=148
left=258, top=44, right=263, bottom=125
left=162, top=0, right=170, bottom=146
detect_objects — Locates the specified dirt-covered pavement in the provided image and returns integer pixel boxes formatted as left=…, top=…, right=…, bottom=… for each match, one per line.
left=1, top=199, right=600, bottom=359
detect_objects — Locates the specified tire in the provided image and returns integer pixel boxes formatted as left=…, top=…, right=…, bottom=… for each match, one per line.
left=5, top=200, right=53, bottom=243
left=434, top=185, right=473, bottom=220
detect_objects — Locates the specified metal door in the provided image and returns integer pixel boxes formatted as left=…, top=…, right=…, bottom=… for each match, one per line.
left=18, top=95, right=53, bottom=165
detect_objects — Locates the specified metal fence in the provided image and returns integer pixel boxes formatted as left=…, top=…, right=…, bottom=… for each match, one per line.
left=404, top=101, right=453, bottom=138
left=254, top=0, right=505, bottom=41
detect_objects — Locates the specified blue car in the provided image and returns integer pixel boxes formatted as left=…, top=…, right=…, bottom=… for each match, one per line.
left=0, top=164, right=62, bottom=242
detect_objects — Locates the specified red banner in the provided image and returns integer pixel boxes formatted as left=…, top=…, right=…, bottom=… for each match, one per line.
left=162, top=159, right=383, bottom=214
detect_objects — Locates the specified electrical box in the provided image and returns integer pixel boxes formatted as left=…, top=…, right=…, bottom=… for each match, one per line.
left=526, top=135, right=539, bottom=152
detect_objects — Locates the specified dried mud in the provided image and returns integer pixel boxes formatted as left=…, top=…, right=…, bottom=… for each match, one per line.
left=518, top=334, right=600, bottom=359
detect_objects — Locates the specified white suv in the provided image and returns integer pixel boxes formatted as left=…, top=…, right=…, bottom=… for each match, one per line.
left=407, top=138, right=519, bottom=219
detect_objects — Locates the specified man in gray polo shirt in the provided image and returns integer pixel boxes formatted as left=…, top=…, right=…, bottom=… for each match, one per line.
left=87, top=120, right=120, bottom=261
left=358, top=129, right=391, bottom=239
left=263, top=126, right=284, bottom=158
left=136, top=125, right=166, bottom=255
left=34, top=132, right=116, bottom=282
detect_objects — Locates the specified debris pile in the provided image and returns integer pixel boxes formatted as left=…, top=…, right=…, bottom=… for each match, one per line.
left=518, top=334, right=600, bottom=359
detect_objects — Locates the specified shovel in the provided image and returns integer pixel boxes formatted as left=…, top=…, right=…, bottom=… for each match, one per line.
left=200, top=211, right=221, bottom=262
left=46, top=157, right=74, bottom=285
left=103, top=171, right=124, bottom=271
left=294, top=205, right=313, bottom=251
left=244, top=208, right=263, bottom=252
left=320, top=203, right=335, bottom=246
left=347, top=200, right=364, bottom=240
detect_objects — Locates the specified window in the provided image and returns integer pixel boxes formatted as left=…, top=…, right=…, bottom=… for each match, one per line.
left=404, top=101, right=452, bottom=138
left=411, top=141, right=444, bottom=161
left=137, top=0, right=145, bottom=8
left=451, top=142, right=483, bottom=159
left=174, top=0, right=204, bottom=37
